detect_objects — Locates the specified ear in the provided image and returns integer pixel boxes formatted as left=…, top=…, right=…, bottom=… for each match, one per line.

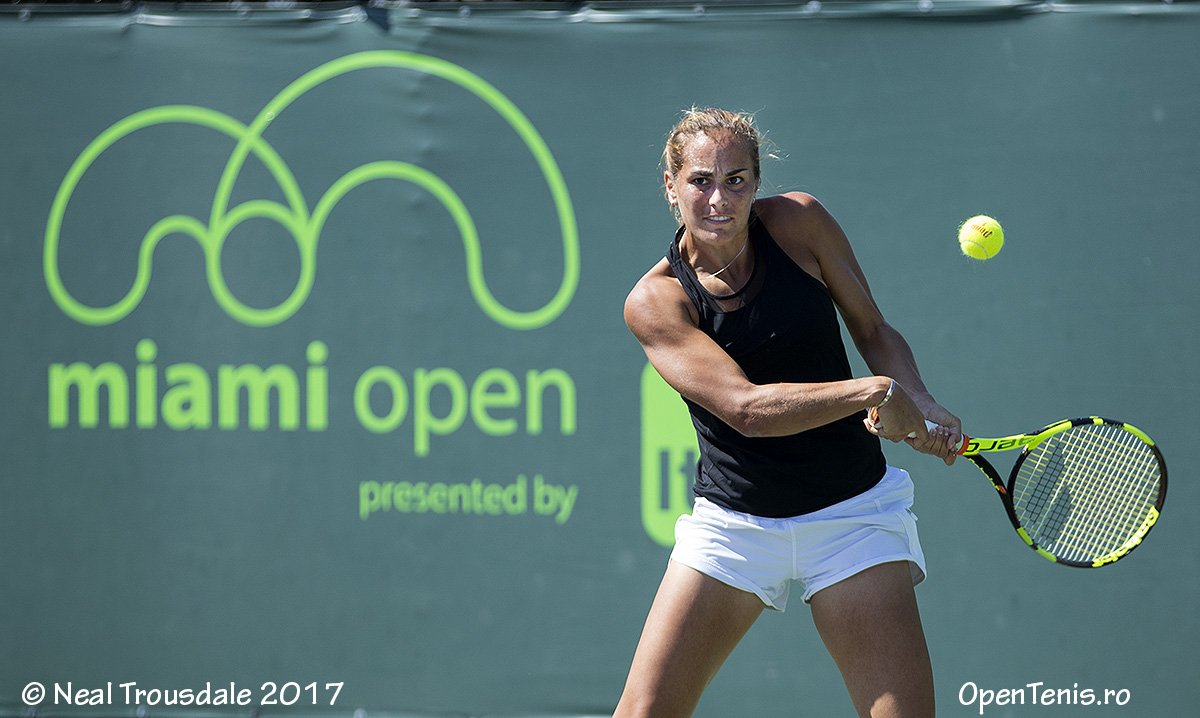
left=663, top=170, right=678, bottom=206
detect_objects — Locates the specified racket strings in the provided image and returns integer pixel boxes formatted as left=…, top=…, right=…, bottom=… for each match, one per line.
left=1055, top=428, right=1158, bottom=557
left=1017, top=426, right=1158, bottom=561
left=1011, top=424, right=1161, bottom=563
left=1034, top=427, right=1159, bottom=560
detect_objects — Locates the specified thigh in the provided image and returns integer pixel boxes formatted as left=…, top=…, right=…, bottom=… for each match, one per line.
left=614, top=560, right=765, bottom=718
left=809, top=561, right=934, bottom=718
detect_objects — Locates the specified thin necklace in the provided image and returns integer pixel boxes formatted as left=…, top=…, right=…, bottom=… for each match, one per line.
left=704, top=238, right=749, bottom=278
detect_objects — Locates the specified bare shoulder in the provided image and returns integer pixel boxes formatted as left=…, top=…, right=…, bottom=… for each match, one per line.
left=753, top=192, right=847, bottom=281
left=757, top=190, right=823, bottom=214
left=755, top=192, right=837, bottom=240
left=623, top=258, right=696, bottom=342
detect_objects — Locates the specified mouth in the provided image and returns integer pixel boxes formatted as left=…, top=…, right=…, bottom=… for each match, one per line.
left=705, top=214, right=733, bottom=223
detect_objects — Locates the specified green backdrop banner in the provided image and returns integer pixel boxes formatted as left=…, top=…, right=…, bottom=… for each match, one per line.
left=2, top=5, right=1197, bottom=716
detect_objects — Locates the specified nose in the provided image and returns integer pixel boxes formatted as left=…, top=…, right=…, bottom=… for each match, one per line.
left=709, top=184, right=729, bottom=210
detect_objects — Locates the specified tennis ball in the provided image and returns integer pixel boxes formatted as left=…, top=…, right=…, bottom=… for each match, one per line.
left=958, top=215, right=1004, bottom=260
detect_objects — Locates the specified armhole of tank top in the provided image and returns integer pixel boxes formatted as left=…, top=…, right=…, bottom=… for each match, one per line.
left=753, top=208, right=833, bottom=299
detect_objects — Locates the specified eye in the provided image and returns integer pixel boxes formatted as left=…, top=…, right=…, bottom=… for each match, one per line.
left=727, top=176, right=744, bottom=186
left=690, top=176, right=710, bottom=187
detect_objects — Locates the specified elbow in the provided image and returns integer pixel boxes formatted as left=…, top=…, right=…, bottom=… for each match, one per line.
left=848, top=318, right=892, bottom=357
left=734, top=418, right=772, bottom=439
left=724, top=395, right=773, bottom=438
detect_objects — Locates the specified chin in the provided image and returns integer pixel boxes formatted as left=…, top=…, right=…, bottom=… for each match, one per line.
left=697, top=218, right=745, bottom=239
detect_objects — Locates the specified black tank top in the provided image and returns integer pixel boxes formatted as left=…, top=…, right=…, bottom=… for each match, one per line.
left=667, top=210, right=886, bottom=518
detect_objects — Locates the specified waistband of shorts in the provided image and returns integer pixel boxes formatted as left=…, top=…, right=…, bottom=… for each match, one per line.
left=692, top=465, right=912, bottom=525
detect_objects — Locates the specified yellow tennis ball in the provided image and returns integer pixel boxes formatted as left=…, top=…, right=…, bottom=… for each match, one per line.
left=958, top=215, right=1004, bottom=260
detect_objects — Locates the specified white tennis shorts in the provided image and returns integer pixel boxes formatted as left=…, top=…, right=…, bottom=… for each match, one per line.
left=670, top=465, right=926, bottom=611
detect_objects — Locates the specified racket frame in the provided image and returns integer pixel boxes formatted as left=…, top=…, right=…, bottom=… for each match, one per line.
left=960, top=416, right=1167, bottom=568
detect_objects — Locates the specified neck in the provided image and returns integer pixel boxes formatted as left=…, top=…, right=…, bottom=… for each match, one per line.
left=684, top=232, right=750, bottom=278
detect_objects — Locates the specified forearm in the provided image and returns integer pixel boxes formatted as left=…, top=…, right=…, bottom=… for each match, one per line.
left=854, top=320, right=961, bottom=443
left=732, top=375, right=891, bottom=438
left=855, top=322, right=936, bottom=409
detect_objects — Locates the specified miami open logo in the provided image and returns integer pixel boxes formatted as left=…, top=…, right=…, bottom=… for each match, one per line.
left=41, top=52, right=583, bottom=496
left=44, top=50, right=579, bottom=330
left=38, top=51, right=682, bottom=538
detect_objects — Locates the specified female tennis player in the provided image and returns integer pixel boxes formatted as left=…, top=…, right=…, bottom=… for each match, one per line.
left=615, top=108, right=961, bottom=718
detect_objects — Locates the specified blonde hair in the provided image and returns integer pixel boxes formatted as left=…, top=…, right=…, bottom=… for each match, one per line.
left=662, top=107, right=763, bottom=190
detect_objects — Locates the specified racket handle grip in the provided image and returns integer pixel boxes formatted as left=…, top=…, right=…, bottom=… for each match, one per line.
left=904, top=420, right=939, bottom=437
left=870, top=407, right=965, bottom=453
left=909, top=420, right=967, bottom=454
left=904, top=420, right=938, bottom=438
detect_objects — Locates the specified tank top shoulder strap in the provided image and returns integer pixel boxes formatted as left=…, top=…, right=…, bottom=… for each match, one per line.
left=756, top=209, right=814, bottom=270
left=666, top=225, right=715, bottom=321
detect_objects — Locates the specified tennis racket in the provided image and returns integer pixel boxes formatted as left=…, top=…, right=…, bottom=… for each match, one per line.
left=904, top=415, right=1167, bottom=568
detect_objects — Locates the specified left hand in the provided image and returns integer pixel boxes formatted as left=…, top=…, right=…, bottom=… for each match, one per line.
left=866, top=391, right=961, bottom=466
left=906, top=401, right=961, bottom=466
left=905, top=423, right=960, bottom=465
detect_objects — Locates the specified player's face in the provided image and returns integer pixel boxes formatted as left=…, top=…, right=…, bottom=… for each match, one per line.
left=665, top=130, right=758, bottom=245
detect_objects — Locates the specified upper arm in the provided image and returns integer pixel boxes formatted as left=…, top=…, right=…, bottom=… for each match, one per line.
left=623, top=270, right=757, bottom=430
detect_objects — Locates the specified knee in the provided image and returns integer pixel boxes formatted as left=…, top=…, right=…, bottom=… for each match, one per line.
left=865, top=687, right=935, bottom=718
